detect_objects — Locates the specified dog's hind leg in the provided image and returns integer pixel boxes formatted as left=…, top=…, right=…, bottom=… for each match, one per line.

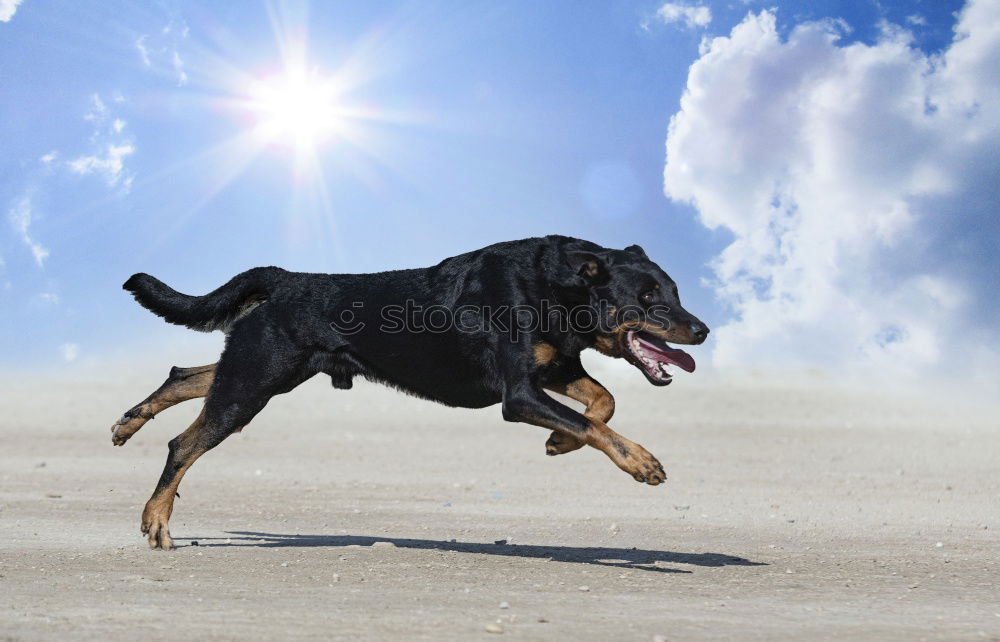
left=111, top=364, right=217, bottom=446
left=142, top=406, right=211, bottom=550
left=141, top=377, right=300, bottom=550
left=141, top=320, right=319, bottom=550
left=543, top=376, right=615, bottom=456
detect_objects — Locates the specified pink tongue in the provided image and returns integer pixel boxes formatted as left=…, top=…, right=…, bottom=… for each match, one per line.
left=637, top=335, right=697, bottom=373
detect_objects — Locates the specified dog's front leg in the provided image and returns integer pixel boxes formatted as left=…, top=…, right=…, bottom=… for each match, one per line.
left=502, top=381, right=665, bottom=485
left=543, top=376, right=615, bottom=455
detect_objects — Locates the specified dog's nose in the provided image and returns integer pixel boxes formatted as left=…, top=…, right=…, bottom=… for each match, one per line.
left=690, top=322, right=709, bottom=343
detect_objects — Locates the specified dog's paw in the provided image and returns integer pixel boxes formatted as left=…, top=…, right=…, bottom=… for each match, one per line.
left=618, top=444, right=667, bottom=486
left=110, top=407, right=150, bottom=446
left=141, top=502, right=174, bottom=550
left=545, top=431, right=584, bottom=456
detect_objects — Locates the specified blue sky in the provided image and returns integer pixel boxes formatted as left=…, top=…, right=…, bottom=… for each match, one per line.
left=2, top=0, right=993, bottom=384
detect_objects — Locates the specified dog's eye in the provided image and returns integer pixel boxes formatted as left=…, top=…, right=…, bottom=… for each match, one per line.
left=640, top=291, right=655, bottom=305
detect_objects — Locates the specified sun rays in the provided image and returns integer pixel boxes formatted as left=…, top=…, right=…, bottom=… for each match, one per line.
left=125, top=1, right=432, bottom=268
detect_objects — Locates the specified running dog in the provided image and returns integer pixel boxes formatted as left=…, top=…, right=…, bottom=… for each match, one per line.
left=112, top=235, right=709, bottom=549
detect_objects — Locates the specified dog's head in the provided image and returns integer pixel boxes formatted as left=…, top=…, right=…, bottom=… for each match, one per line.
left=559, top=242, right=709, bottom=386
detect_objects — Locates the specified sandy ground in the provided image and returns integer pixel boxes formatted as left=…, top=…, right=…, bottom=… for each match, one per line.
left=1, top=365, right=998, bottom=641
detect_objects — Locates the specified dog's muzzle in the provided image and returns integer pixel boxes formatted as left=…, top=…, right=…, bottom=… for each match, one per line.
left=622, top=329, right=696, bottom=386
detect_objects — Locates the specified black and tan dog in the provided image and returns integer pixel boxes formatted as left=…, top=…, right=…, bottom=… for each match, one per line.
left=112, top=235, right=709, bottom=549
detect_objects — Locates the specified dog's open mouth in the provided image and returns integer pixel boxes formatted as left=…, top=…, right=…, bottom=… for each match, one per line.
left=624, top=329, right=696, bottom=386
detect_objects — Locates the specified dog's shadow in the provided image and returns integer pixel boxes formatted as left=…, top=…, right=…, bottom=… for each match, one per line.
left=176, top=531, right=766, bottom=574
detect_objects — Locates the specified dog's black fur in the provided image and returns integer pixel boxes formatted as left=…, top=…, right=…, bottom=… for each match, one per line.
left=114, top=235, right=708, bottom=549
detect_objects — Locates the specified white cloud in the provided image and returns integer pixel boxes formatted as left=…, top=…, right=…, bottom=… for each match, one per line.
left=68, top=143, right=135, bottom=187
left=136, top=20, right=190, bottom=86
left=60, top=343, right=79, bottom=362
left=0, top=0, right=23, bottom=23
left=8, top=196, right=49, bottom=267
left=906, top=14, right=927, bottom=26
left=663, top=1, right=1000, bottom=383
left=657, top=2, right=712, bottom=29
left=68, top=93, right=135, bottom=190
left=83, top=93, right=108, bottom=122
left=39, top=292, right=59, bottom=304
left=135, top=35, right=151, bottom=67
left=172, top=50, right=188, bottom=86
left=39, top=150, right=58, bottom=165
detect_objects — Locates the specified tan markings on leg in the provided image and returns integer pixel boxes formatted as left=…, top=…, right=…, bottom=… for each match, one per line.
left=561, top=378, right=615, bottom=422
left=533, top=342, right=557, bottom=366
left=111, top=364, right=216, bottom=446
left=543, top=377, right=615, bottom=455
left=543, top=431, right=584, bottom=456
left=141, top=409, right=214, bottom=550
left=582, top=420, right=666, bottom=485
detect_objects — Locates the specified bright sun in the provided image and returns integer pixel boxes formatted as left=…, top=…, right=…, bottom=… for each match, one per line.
left=248, top=68, right=346, bottom=150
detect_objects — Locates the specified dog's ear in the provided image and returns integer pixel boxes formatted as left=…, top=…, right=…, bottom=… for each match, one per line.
left=564, top=250, right=610, bottom=285
left=624, top=244, right=648, bottom=259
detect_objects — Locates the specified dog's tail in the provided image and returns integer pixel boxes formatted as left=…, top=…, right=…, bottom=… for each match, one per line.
left=122, top=266, right=286, bottom=333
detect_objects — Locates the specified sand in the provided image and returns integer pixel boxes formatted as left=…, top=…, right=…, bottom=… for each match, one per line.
left=1, top=365, right=998, bottom=640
